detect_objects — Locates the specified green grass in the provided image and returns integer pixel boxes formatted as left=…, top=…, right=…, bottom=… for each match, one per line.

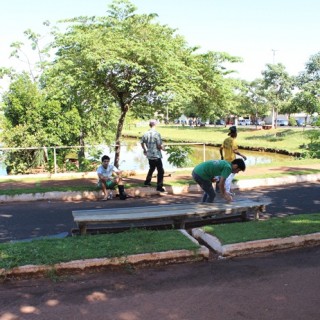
left=203, top=213, right=320, bottom=245
left=0, top=229, right=200, bottom=270
left=1, top=215, right=319, bottom=271
left=123, top=125, right=314, bottom=154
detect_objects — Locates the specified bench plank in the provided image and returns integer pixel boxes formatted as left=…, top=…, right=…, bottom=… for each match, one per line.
left=72, top=199, right=268, bottom=234
left=72, top=199, right=258, bottom=218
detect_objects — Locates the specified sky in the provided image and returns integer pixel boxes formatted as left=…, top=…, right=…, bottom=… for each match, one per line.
left=1, top=0, right=320, bottom=89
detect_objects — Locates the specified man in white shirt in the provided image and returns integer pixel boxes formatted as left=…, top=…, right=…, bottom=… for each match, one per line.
left=97, top=155, right=128, bottom=201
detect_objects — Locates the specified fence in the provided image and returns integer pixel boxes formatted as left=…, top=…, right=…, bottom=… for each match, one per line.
left=0, top=143, right=207, bottom=176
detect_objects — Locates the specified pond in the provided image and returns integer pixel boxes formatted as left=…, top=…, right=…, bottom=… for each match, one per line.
left=0, top=139, right=293, bottom=176
left=98, top=139, right=292, bottom=172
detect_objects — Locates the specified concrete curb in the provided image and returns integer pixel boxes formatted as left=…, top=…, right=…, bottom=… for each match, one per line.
left=0, top=230, right=209, bottom=278
left=191, top=228, right=320, bottom=258
left=0, top=185, right=198, bottom=202
left=1, top=173, right=319, bottom=202
left=234, top=173, right=320, bottom=190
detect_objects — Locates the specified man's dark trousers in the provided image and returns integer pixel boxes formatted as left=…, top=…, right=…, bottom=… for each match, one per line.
left=145, top=158, right=164, bottom=189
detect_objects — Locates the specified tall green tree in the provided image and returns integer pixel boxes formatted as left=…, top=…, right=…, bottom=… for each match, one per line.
left=0, top=72, right=82, bottom=173
left=2, top=0, right=245, bottom=170
left=46, top=0, right=205, bottom=167
left=261, top=63, right=293, bottom=128
left=184, top=51, right=241, bottom=122
left=237, top=79, right=269, bottom=125
left=295, top=52, right=320, bottom=120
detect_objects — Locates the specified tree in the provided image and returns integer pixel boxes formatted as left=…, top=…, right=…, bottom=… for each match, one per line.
left=9, top=24, right=51, bottom=82
left=46, top=0, right=209, bottom=167
left=0, top=72, right=83, bottom=173
left=294, top=52, right=320, bottom=121
left=183, top=51, right=242, bottom=122
left=2, top=0, right=245, bottom=170
left=237, top=79, right=269, bottom=125
left=261, top=63, right=294, bottom=128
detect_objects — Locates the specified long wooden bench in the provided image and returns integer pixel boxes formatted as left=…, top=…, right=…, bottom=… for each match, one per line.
left=72, top=199, right=268, bottom=235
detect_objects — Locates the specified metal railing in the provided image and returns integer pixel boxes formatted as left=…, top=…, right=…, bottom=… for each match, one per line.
left=0, top=143, right=207, bottom=175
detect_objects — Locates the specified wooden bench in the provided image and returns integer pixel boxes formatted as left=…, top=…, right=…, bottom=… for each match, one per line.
left=262, top=125, right=272, bottom=130
left=72, top=199, right=268, bottom=235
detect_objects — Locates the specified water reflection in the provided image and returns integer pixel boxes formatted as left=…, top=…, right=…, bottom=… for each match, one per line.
left=102, top=139, right=292, bottom=171
left=0, top=162, right=6, bottom=176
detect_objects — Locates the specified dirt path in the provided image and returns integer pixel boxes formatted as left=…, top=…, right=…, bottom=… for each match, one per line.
left=1, top=246, right=319, bottom=320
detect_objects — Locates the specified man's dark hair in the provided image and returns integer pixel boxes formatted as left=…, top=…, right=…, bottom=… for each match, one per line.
left=228, top=125, right=237, bottom=137
left=228, top=131, right=237, bottom=138
left=101, top=155, right=110, bottom=162
left=231, top=158, right=246, bottom=171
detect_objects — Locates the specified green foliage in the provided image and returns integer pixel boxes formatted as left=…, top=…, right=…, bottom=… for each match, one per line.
left=304, top=129, right=320, bottom=158
left=261, top=63, right=294, bottom=117
left=288, top=116, right=297, bottom=126
left=294, top=53, right=320, bottom=117
left=184, top=52, right=242, bottom=120
left=166, top=145, right=193, bottom=168
left=237, top=79, right=270, bottom=120
left=1, top=0, right=247, bottom=172
left=312, top=117, right=320, bottom=126
left=290, top=91, right=320, bottom=116
left=45, top=0, right=241, bottom=166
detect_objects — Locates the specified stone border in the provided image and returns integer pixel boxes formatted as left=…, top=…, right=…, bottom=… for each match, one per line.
left=191, top=228, right=320, bottom=258
left=233, top=173, right=320, bottom=190
left=1, top=173, right=319, bottom=202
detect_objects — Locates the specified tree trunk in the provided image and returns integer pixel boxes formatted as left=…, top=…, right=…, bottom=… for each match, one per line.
left=271, top=106, right=276, bottom=128
left=114, top=104, right=129, bottom=168
left=78, top=130, right=86, bottom=170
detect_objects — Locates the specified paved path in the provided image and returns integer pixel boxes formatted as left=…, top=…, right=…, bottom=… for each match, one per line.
left=1, top=245, right=319, bottom=319
left=0, top=182, right=319, bottom=243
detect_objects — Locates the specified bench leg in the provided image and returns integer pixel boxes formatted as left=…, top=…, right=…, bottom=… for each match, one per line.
left=173, top=219, right=185, bottom=229
left=79, top=223, right=87, bottom=235
left=254, top=205, right=267, bottom=220
left=241, top=211, right=248, bottom=221
left=254, top=209, right=260, bottom=220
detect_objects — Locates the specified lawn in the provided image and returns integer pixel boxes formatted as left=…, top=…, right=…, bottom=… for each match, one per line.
left=1, top=214, right=319, bottom=270
left=123, top=124, right=313, bottom=154
left=203, top=213, right=320, bottom=245
left=0, top=229, right=199, bottom=270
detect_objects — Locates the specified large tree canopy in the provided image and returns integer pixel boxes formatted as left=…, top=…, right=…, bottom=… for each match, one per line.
left=294, top=52, right=320, bottom=118
left=45, top=0, right=239, bottom=166
left=261, top=63, right=293, bottom=127
left=1, top=0, right=244, bottom=170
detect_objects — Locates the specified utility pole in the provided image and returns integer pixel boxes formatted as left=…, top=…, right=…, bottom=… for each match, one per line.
left=272, top=49, right=279, bottom=64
